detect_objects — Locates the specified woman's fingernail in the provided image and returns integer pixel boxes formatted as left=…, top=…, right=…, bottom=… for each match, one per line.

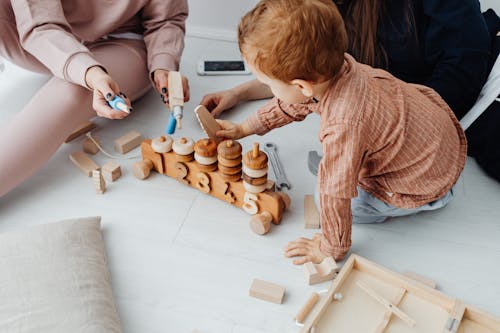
left=129, top=108, right=133, bottom=112
left=106, top=93, right=113, bottom=100
left=120, top=92, right=127, bottom=98
left=162, top=87, right=167, bottom=94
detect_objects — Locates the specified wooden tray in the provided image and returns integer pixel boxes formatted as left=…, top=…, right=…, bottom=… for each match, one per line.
left=300, top=255, right=500, bottom=333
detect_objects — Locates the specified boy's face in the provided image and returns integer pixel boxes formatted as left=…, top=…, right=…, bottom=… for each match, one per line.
left=246, top=59, right=310, bottom=104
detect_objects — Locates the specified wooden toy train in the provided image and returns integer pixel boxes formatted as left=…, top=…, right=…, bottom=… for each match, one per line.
left=133, top=136, right=290, bottom=235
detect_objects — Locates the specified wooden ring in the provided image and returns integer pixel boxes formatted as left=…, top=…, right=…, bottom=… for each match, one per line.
left=243, top=143, right=268, bottom=170
left=218, top=163, right=242, bottom=175
left=243, top=181, right=267, bottom=194
left=151, top=135, right=173, bottom=153
left=217, top=140, right=242, bottom=159
left=198, top=162, right=218, bottom=173
left=194, top=138, right=218, bottom=157
left=175, top=152, right=194, bottom=162
left=218, top=155, right=242, bottom=168
left=194, top=153, right=218, bottom=165
left=220, top=172, right=242, bottom=182
left=243, top=173, right=268, bottom=186
left=173, top=137, right=195, bottom=155
left=243, top=165, right=268, bottom=178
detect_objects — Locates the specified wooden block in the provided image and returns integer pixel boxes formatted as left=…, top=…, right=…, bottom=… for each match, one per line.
left=102, top=161, right=121, bottom=182
left=404, top=271, right=437, bottom=289
left=249, top=279, right=285, bottom=304
left=304, top=195, right=320, bottom=229
left=65, top=121, right=96, bottom=143
left=114, top=130, right=144, bottom=154
left=83, top=136, right=100, bottom=155
left=304, top=257, right=339, bottom=285
left=69, top=151, right=99, bottom=176
left=195, top=105, right=222, bottom=140
left=92, top=169, right=106, bottom=194
left=168, top=71, right=184, bottom=107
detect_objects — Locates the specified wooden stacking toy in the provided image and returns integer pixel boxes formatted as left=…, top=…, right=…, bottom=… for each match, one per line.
left=134, top=136, right=290, bottom=234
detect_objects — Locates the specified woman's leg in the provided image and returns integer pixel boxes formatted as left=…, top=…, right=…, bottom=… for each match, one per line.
left=0, top=39, right=150, bottom=197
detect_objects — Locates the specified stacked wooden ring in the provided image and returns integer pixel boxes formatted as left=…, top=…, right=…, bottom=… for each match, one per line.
left=242, top=143, right=268, bottom=193
left=194, top=138, right=218, bottom=172
left=172, top=137, right=195, bottom=162
left=217, top=140, right=242, bottom=182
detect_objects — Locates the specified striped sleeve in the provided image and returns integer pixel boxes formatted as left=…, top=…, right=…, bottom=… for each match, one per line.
left=243, top=97, right=315, bottom=135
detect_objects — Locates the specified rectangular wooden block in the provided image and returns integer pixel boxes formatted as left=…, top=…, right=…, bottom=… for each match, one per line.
left=304, top=194, right=320, bottom=229
left=304, top=257, right=339, bottom=285
left=83, top=136, right=100, bottom=155
left=249, top=279, right=285, bottom=304
left=69, top=151, right=99, bottom=176
left=114, top=130, right=143, bottom=154
left=102, top=161, right=121, bottom=182
left=65, top=121, right=96, bottom=143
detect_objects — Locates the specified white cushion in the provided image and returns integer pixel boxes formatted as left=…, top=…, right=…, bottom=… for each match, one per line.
left=0, top=216, right=122, bottom=333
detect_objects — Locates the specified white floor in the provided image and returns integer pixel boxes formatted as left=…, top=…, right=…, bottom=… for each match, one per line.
left=1, top=37, right=500, bottom=333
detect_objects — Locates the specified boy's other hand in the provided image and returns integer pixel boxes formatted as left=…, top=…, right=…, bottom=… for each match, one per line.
left=200, top=89, right=240, bottom=118
left=215, top=119, right=251, bottom=140
left=284, top=234, right=327, bottom=265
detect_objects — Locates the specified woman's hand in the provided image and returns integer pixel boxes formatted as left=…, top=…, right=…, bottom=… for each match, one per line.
left=153, top=69, right=190, bottom=105
left=284, top=233, right=328, bottom=265
left=85, top=66, right=131, bottom=119
left=215, top=119, right=252, bottom=140
left=200, top=89, right=241, bottom=118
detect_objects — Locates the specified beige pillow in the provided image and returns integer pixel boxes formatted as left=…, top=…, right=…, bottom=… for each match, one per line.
left=0, top=216, right=122, bottom=333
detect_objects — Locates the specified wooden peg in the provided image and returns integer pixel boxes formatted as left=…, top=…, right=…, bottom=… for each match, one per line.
left=244, top=142, right=268, bottom=170
left=249, top=279, right=285, bottom=304
left=303, top=257, right=339, bottom=285
left=250, top=211, right=272, bottom=235
left=133, top=159, right=154, bottom=180
left=295, top=292, right=320, bottom=324
left=252, top=143, right=259, bottom=158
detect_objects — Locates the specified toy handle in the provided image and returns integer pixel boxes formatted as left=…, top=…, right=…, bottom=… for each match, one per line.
left=108, top=96, right=130, bottom=113
left=166, top=113, right=177, bottom=134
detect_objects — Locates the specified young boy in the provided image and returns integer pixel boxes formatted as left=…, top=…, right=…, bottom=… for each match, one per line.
left=215, top=0, right=467, bottom=263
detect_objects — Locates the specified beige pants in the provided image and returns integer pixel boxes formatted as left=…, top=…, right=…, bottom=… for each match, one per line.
left=0, top=2, right=151, bottom=197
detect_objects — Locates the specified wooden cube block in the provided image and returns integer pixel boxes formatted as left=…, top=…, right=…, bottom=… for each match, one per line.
left=92, top=169, right=106, bottom=194
left=304, top=194, right=320, bottom=229
left=304, top=257, right=339, bottom=285
left=114, top=130, right=144, bottom=154
left=102, top=161, right=121, bottom=182
left=69, top=151, right=99, bottom=177
left=83, top=136, right=100, bottom=155
left=249, top=279, right=285, bottom=304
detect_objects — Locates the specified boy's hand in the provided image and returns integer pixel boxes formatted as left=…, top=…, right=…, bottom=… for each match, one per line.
left=200, top=89, right=240, bottom=118
left=153, top=69, right=190, bottom=105
left=85, top=66, right=130, bottom=119
left=215, top=119, right=252, bottom=140
left=284, top=234, right=328, bottom=265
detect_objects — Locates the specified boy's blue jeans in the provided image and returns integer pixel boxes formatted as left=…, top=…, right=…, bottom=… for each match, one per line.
left=314, top=186, right=455, bottom=224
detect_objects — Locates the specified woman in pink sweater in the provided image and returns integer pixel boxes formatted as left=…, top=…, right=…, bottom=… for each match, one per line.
left=0, top=0, right=189, bottom=197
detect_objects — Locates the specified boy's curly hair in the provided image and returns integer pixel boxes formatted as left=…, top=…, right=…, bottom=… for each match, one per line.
left=238, top=0, right=348, bottom=83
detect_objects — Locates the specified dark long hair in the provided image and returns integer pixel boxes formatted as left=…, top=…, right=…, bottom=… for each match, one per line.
left=334, top=0, right=416, bottom=68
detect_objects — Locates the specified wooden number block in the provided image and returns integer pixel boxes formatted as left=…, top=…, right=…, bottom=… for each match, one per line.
left=114, top=130, right=144, bottom=154
left=92, top=169, right=106, bottom=194
left=195, top=105, right=222, bottom=140
left=65, top=121, right=96, bottom=143
left=304, top=195, right=320, bottom=229
left=69, top=151, right=99, bottom=176
left=249, top=279, right=285, bottom=304
left=304, top=257, right=339, bottom=285
left=102, top=161, right=121, bottom=182
left=83, top=136, right=100, bottom=155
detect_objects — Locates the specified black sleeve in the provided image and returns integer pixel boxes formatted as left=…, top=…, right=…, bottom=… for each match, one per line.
left=422, top=0, right=491, bottom=119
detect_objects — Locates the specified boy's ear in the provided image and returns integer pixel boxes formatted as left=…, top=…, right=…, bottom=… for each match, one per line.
left=291, top=79, right=314, bottom=97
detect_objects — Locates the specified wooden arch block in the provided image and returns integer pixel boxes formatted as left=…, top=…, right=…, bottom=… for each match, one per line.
left=304, top=257, right=339, bottom=285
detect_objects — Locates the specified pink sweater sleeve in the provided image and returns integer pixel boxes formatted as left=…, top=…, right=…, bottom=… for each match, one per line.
left=243, top=97, right=316, bottom=135
left=10, top=0, right=102, bottom=87
left=142, top=0, right=188, bottom=76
